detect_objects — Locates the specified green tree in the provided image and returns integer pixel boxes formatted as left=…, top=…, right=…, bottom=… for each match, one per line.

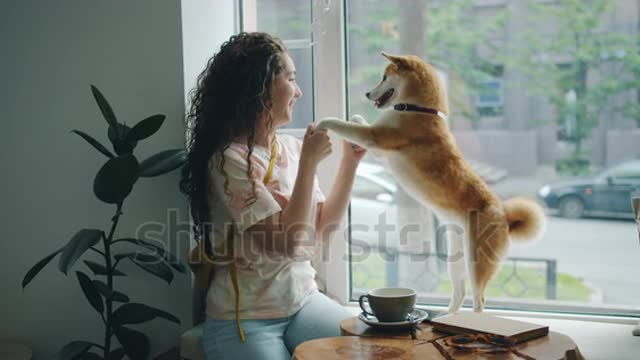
left=423, top=0, right=507, bottom=122
left=346, top=0, right=506, bottom=124
left=618, top=34, right=640, bottom=126
left=256, top=0, right=310, bottom=39
left=346, top=0, right=401, bottom=122
left=509, top=0, right=637, bottom=161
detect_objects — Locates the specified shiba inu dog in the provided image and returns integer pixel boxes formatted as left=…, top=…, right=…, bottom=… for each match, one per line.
left=316, top=53, right=545, bottom=313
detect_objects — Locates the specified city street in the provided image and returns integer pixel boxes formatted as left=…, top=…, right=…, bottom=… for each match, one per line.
left=350, top=166, right=640, bottom=309
left=507, top=215, right=640, bottom=307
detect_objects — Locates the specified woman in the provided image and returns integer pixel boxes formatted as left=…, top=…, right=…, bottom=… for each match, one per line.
left=180, top=32, right=365, bottom=360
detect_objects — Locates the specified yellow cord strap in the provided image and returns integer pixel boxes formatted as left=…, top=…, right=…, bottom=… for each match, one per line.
left=188, top=137, right=279, bottom=341
left=231, top=136, right=278, bottom=342
left=263, top=136, right=279, bottom=185
left=229, top=238, right=246, bottom=342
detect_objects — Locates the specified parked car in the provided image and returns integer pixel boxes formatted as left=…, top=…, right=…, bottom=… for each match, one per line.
left=538, top=160, right=640, bottom=219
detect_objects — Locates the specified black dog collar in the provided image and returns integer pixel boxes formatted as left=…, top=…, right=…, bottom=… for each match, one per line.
left=394, top=103, right=447, bottom=120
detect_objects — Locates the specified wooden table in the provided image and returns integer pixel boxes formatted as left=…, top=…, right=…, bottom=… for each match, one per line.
left=292, top=316, right=585, bottom=360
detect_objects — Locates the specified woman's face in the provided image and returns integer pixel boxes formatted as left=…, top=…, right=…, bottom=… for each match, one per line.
left=270, top=53, right=302, bottom=127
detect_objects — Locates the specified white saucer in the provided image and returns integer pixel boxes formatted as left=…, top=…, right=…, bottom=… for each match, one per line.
left=358, top=309, right=429, bottom=329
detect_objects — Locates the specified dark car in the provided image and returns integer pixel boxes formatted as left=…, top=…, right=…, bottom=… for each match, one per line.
left=538, top=160, right=640, bottom=219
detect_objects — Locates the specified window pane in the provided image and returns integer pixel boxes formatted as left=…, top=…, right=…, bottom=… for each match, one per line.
left=251, top=0, right=313, bottom=129
left=609, top=161, right=640, bottom=180
left=256, top=0, right=312, bottom=39
left=353, top=176, right=391, bottom=200
left=347, top=0, right=640, bottom=315
left=287, top=47, right=314, bottom=129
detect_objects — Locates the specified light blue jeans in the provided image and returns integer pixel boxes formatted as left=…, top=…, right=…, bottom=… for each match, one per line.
left=202, top=291, right=354, bottom=360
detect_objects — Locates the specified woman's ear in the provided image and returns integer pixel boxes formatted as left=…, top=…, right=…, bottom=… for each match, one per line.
left=381, top=52, right=410, bottom=69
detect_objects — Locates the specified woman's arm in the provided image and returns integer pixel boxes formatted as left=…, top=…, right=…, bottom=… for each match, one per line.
left=245, top=125, right=332, bottom=256
left=244, top=160, right=317, bottom=256
left=316, top=141, right=367, bottom=241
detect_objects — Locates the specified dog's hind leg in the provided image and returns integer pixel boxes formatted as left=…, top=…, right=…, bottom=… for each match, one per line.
left=469, top=267, right=485, bottom=312
left=469, top=214, right=510, bottom=312
left=446, top=225, right=467, bottom=314
left=470, top=251, right=498, bottom=312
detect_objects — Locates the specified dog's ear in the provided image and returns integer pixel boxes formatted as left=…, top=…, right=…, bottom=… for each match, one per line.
left=381, top=52, right=410, bottom=69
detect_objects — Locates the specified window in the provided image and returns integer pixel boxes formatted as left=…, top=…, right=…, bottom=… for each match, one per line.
left=244, top=0, right=640, bottom=318
left=476, top=78, right=504, bottom=116
left=352, top=163, right=396, bottom=200
left=476, top=65, right=504, bottom=117
left=241, top=0, right=315, bottom=129
left=343, top=0, right=640, bottom=317
left=352, top=177, right=390, bottom=201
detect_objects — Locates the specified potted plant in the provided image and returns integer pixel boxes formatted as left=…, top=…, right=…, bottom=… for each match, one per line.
left=22, top=85, right=187, bottom=360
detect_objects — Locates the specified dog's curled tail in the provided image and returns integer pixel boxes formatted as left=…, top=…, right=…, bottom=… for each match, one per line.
left=503, top=197, right=546, bottom=243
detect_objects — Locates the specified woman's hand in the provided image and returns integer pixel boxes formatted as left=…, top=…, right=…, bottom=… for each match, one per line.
left=300, top=124, right=332, bottom=168
left=343, top=141, right=367, bottom=166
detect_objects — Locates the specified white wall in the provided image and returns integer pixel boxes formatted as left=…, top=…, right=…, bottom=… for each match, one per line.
left=181, top=0, right=237, bottom=105
left=179, top=0, right=238, bottom=325
left=0, top=0, right=232, bottom=358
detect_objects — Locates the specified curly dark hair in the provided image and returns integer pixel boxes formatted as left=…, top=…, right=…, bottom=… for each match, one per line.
left=179, top=32, right=287, bottom=250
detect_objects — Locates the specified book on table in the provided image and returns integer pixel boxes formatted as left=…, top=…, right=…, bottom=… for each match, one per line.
left=430, top=312, right=549, bottom=343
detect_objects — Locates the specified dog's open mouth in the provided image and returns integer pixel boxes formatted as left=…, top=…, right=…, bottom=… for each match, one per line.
left=374, top=88, right=395, bottom=108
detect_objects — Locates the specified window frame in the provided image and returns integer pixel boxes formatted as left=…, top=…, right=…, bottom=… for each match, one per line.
left=308, top=0, right=351, bottom=306
left=241, top=0, right=640, bottom=323
left=240, top=0, right=351, bottom=301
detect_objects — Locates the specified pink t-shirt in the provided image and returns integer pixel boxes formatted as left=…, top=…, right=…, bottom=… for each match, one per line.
left=206, top=134, right=325, bottom=320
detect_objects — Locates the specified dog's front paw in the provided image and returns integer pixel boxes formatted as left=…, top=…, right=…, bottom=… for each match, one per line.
left=349, top=114, right=368, bottom=126
left=315, top=118, right=341, bottom=131
left=314, top=120, right=330, bottom=131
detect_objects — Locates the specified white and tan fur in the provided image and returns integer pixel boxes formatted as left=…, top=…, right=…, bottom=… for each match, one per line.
left=316, top=53, right=545, bottom=313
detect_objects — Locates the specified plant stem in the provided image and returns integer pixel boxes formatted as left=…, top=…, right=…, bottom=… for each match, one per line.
left=89, top=246, right=106, bottom=257
left=111, top=258, right=122, bottom=272
left=90, top=342, right=106, bottom=350
left=103, top=202, right=123, bottom=359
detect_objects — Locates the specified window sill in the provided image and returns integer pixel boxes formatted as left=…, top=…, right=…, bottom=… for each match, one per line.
left=343, top=303, right=639, bottom=359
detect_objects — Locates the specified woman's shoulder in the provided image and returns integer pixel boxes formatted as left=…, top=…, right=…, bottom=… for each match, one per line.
left=277, top=133, right=302, bottom=151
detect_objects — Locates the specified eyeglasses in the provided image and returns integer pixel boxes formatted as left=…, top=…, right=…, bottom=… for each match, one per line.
left=443, top=334, right=514, bottom=352
left=441, top=334, right=535, bottom=360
